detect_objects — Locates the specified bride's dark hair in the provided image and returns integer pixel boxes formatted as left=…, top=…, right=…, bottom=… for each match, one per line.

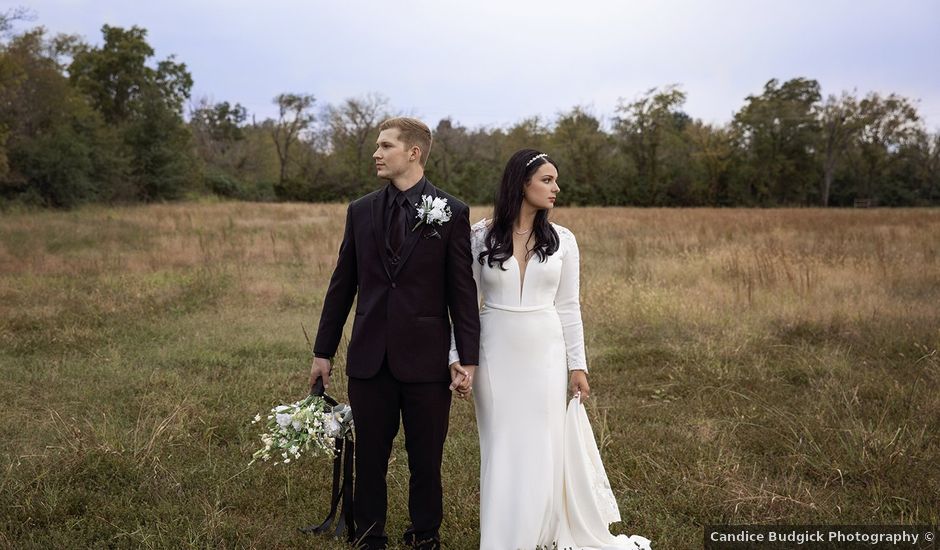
left=480, top=149, right=560, bottom=269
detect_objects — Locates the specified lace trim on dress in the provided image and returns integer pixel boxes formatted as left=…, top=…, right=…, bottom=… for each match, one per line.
left=552, top=223, right=576, bottom=252
left=590, top=451, right=621, bottom=524
left=470, top=218, right=488, bottom=260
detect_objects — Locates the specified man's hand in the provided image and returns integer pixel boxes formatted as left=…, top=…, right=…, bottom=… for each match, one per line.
left=449, top=362, right=476, bottom=398
left=310, top=357, right=332, bottom=392
left=456, top=365, right=476, bottom=398
left=569, top=369, right=590, bottom=399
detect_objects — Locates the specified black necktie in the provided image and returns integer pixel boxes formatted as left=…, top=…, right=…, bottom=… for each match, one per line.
left=389, top=194, right=407, bottom=254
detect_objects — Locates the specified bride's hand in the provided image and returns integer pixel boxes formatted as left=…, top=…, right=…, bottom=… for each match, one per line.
left=449, top=362, right=468, bottom=392
left=449, top=362, right=475, bottom=398
left=456, top=365, right=476, bottom=398
left=569, top=370, right=590, bottom=399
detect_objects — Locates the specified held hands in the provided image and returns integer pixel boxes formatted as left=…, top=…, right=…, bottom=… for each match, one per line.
left=449, top=362, right=476, bottom=399
left=569, top=369, right=590, bottom=400
left=309, top=357, right=332, bottom=392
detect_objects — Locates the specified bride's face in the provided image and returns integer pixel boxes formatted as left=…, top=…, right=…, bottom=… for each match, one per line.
left=523, top=163, right=560, bottom=210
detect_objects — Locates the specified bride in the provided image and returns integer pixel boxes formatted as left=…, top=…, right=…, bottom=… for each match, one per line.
left=449, top=150, right=652, bottom=550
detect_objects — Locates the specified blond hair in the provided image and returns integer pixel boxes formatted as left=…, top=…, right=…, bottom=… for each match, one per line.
left=378, top=117, right=433, bottom=166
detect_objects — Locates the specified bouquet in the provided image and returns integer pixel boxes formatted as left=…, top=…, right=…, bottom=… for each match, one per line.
left=249, top=394, right=353, bottom=466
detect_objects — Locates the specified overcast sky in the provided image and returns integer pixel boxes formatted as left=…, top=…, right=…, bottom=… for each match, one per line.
left=11, top=0, right=940, bottom=130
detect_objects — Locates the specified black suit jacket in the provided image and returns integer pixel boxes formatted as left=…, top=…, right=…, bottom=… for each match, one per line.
left=313, top=179, right=480, bottom=383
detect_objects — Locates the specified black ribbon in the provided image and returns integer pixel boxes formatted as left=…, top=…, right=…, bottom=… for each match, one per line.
left=298, top=378, right=355, bottom=543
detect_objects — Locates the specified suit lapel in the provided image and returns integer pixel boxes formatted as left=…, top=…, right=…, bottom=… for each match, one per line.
left=392, top=181, right=438, bottom=278
left=370, top=192, right=392, bottom=280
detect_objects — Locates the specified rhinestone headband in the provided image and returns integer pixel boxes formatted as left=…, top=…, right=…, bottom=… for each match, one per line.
left=525, top=153, right=549, bottom=167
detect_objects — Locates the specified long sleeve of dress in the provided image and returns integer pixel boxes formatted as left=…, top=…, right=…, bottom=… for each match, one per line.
left=449, top=220, right=486, bottom=365
left=554, top=226, right=588, bottom=372
left=446, top=205, right=481, bottom=367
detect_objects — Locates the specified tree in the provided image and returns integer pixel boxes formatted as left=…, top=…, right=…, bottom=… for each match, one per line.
left=191, top=99, right=247, bottom=146
left=0, top=28, right=120, bottom=206
left=686, top=121, right=734, bottom=205
left=323, top=93, right=389, bottom=196
left=732, top=78, right=821, bottom=205
left=428, top=118, right=463, bottom=188
left=0, top=7, right=33, bottom=37
left=855, top=92, right=921, bottom=203
left=69, top=25, right=191, bottom=124
left=882, top=129, right=939, bottom=205
left=66, top=24, right=196, bottom=201
left=189, top=98, right=273, bottom=199
left=614, top=85, right=689, bottom=204
left=191, top=100, right=247, bottom=173
left=426, top=118, right=504, bottom=204
left=1, top=8, right=52, bottom=183
left=271, top=92, right=315, bottom=185
left=501, top=116, right=551, bottom=157
left=550, top=107, right=616, bottom=205
left=815, top=92, right=862, bottom=206
left=124, top=89, right=196, bottom=200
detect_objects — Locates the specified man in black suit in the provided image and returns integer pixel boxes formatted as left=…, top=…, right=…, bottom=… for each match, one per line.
left=309, top=117, right=480, bottom=550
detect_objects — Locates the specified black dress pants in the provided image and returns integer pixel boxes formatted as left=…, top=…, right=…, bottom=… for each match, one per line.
left=347, top=355, right=452, bottom=546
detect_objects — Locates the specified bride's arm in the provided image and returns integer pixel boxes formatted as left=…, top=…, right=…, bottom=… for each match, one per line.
left=449, top=222, right=485, bottom=365
left=555, top=227, right=588, bottom=372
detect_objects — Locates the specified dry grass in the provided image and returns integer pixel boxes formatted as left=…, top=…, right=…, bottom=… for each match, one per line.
left=1, top=202, right=938, bottom=549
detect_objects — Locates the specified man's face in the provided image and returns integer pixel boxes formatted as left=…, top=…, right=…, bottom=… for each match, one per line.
left=373, top=128, right=413, bottom=180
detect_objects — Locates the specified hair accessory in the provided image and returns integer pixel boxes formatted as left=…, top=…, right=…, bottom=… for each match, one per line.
left=525, top=153, right=549, bottom=167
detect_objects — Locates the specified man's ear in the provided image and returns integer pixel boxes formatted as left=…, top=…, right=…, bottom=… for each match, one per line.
left=409, top=145, right=421, bottom=162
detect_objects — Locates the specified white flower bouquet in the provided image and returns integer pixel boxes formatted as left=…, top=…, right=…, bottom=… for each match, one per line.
left=249, top=395, right=353, bottom=466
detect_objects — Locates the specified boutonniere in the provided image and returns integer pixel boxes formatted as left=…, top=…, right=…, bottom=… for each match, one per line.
left=413, top=195, right=452, bottom=231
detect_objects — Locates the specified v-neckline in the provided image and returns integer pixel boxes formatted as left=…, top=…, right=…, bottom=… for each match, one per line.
left=510, top=254, right=529, bottom=303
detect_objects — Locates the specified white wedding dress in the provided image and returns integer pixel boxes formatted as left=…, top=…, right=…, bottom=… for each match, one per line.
left=450, top=220, right=651, bottom=550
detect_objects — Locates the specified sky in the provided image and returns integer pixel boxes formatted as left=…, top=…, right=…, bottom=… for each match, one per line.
left=9, top=0, right=940, bottom=130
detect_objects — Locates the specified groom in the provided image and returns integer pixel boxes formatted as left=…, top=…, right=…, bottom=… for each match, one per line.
left=309, top=117, right=480, bottom=550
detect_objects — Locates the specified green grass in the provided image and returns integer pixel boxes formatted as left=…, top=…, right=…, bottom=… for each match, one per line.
left=1, top=202, right=938, bottom=549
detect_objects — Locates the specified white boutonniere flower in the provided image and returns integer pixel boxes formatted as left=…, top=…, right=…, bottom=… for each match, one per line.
left=413, top=195, right=452, bottom=230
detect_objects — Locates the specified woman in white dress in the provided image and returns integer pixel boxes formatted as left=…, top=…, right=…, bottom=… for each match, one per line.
left=449, top=150, right=652, bottom=550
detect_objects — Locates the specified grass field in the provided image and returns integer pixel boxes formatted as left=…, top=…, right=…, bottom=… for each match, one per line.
left=1, top=202, right=938, bottom=549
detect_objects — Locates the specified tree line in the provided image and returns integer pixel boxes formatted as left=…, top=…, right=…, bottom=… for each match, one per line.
left=2, top=14, right=938, bottom=209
